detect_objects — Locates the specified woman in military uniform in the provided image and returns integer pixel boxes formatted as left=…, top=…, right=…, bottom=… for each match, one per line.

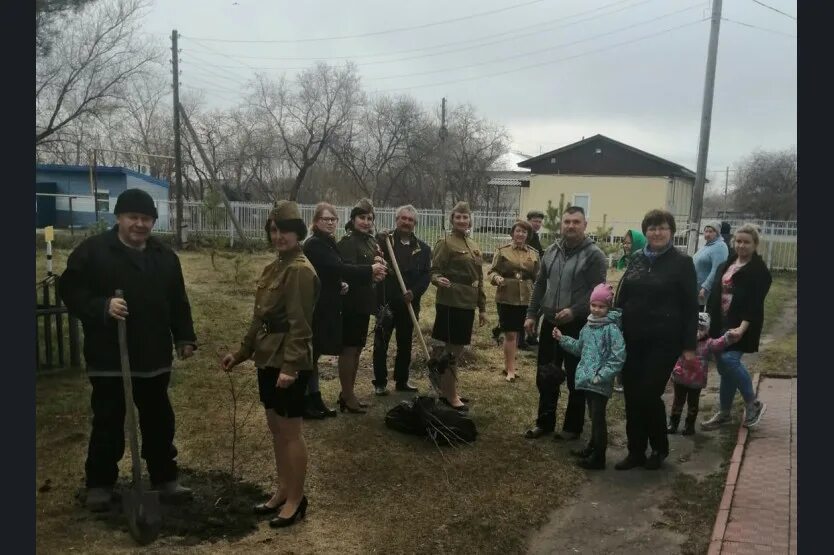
left=337, top=199, right=387, bottom=413
left=430, top=201, right=487, bottom=410
left=488, top=220, right=540, bottom=382
left=221, top=201, right=318, bottom=528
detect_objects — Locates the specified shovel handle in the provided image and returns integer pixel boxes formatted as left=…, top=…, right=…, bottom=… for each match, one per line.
left=383, top=235, right=431, bottom=361
left=115, top=290, right=143, bottom=488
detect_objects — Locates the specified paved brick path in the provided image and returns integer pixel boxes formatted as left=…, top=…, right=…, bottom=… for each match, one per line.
left=709, top=377, right=797, bottom=554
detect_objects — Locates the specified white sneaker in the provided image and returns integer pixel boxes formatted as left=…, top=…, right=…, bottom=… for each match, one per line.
left=701, top=411, right=731, bottom=431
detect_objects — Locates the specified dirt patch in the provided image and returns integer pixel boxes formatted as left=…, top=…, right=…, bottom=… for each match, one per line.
left=72, top=468, right=268, bottom=547
left=526, top=408, right=731, bottom=555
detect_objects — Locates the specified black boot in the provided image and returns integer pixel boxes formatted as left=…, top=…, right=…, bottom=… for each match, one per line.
left=667, top=413, right=681, bottom=434
left=682, top=414, right=697, bottom=435
left=310, top=391, right=337, bottom=418
left=577, top=454, right=606, bottom=470
left=302, top=394, right=326, bottom=420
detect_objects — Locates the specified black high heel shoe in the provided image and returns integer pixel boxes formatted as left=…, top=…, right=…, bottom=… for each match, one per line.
left=269, top=496, right=308, bottom=528
left=254, top=498, right=286, bottom=515
left=337, top=395, right=366, bottom=414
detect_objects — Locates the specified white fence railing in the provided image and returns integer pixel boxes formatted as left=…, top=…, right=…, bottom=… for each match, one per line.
left=35, top=194, right=798, bottom=270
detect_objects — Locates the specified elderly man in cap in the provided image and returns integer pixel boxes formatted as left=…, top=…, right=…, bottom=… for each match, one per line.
left=59, top=188, right=197, bottom=512
left=525, top=210, right=545, bottom=257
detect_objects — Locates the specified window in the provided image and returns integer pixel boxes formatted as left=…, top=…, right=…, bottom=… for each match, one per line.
left=572, top=193, right=590, bottom=218
left=95, top=190, right=109, bottom=214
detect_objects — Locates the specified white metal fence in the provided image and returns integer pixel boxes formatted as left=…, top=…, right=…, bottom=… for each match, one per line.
left=35, top=194, right=798, bottom=270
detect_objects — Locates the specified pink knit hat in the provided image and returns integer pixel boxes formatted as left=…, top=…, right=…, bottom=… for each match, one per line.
left=590, top=283, right=615, bottom=306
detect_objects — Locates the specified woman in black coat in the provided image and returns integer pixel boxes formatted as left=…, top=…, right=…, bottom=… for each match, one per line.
left=302, top=202, right=385, bottom=418
left=614, top=209, right=699, bottom=471
left=701, top=223, right=772, bottom=431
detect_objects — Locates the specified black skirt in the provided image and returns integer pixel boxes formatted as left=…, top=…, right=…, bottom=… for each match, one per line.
left=342, top=310, right=371, bottom=348
left=497, top=303, right=527, bottom=332
left=257, top=367, right=312, bottom=418
left=431, top=303, right=475, bottom=345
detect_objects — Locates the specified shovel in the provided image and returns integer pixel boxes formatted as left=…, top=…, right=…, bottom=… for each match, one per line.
left=382, top=236, right=452, bottom=394
left=115, top=289, right=161, bottom=545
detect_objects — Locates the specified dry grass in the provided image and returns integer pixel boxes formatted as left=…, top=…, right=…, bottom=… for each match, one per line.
left=36, top=248, right=593, bottom=554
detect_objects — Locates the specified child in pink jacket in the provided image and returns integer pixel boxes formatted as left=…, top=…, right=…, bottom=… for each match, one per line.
left=667, top=313, right=737, bottom=435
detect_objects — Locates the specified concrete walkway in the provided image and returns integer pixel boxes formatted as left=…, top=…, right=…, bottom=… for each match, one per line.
left=709, top=376, right=797, bottom=554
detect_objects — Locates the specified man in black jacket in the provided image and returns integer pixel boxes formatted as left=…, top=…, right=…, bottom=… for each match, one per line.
left=525, top=209, right=545, bottom=257
left=372, top=205, right=431, bottom=395
left=523, top=207, right=608, bottom=440
left=59, top=189, right=197, bottom=512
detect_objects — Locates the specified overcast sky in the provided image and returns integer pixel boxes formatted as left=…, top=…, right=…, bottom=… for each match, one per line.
left=140, top=0, right=796, bottom=191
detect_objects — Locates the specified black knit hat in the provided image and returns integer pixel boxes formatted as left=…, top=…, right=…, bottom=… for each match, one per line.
left=113, top=188, right=158, bottom=219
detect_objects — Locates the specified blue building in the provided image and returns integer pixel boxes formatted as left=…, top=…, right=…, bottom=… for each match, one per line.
left=36, top=164, right=170, bottom=229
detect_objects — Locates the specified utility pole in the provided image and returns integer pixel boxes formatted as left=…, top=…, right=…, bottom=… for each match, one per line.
left=723, top=165, right=730, bottom=206
left=687, top=0, right=723, bottom=255
left=178, top=103, right=249, bottom=246
left=171, top=29, right=184, bottom=249
left=439, top=97, right=448, bottom=230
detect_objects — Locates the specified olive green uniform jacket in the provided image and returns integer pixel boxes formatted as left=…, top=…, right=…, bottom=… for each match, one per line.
left=430, top=231, right=486, bottom=312
left=232, top=246, right=320, bottom=377
left=487, top=243, right=540, bottom=305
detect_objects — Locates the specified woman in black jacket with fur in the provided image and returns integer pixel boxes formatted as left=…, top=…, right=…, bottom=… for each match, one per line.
left=614, top=210, right=699, bottom=471
left=302, top=202, right=385, bottom=419
left=701, top=224, right=772, bottom=431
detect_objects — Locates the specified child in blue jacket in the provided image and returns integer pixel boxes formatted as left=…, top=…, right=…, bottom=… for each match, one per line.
left=553, top=283, right=626, bottom=469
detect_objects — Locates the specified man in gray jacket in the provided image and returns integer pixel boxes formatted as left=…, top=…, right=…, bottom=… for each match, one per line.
left=523, top=207, right=608, bottom=440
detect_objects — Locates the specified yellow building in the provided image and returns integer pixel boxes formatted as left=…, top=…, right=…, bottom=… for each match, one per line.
left=517, top=135, right=697, bottom=239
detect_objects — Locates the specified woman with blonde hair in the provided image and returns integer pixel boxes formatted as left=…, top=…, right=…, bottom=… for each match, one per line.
left=701, top=223, right=771, bottom=431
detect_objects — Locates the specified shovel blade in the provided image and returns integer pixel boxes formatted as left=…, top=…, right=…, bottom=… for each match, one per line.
left=122, top=489, right=161, bottom=545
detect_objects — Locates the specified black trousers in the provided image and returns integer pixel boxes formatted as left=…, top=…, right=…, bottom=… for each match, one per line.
left=535, top=318, right=585, bottom=434
left=373, top=300, right=417, bottom=387
left=622, top=340, right=680, bottom=458
left=671, top=383, right=701, bottom=417
left=86, top=373, right=178, bottom=488
left=585, top=391, right=609, bottom=460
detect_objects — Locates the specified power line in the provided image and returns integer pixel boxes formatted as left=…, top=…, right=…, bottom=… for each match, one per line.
left=180, top=0, right=699, bottom=76
left=370, top=17, right=707, bottom=93
left=181, top=75, right=246, bottom=97
left=181, top=1, right=698, bottom=76
left=181, top=0, right=651, bottom=63
left=182, top=58, right=253, bottom=86
left=721, top=17, right=796, bottom=38
left=364, top=2, right=706, bottom=81
left=180, top=84, right=240, bottom=104
left=750, top=0, right=797, bottom=21
left=181, top=0, right=547, bottom=43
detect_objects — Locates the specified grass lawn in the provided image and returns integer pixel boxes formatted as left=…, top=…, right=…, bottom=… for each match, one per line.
left=36, top=247, right=588, bottom=554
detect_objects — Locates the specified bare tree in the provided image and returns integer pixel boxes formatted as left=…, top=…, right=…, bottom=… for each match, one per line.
left=445, top=104, right=509, bottom=209
left=36, top=0, right=98, bottom=56
left=251, top=62, right=363, bottom=201
left=732, top=147, right=797, bottom=219
left=36, top=0, right=161, bottom=146
left=329, top=94, right=429, bottom=205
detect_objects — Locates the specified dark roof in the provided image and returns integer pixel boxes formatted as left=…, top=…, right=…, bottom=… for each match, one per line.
left=517, top=134, right=697, bottom=179
left=36, top=164, right=170, bottom=189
